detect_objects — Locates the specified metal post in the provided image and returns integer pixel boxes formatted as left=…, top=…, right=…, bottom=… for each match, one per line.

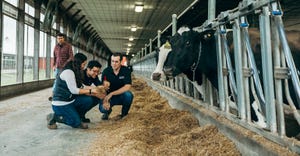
left=271, top=16, right=285, bottom=136
left=207, top=0, right=216, bottom=106
left=260, top=6, right=276, bottom=133
left=275, top=11, right=300, bottom=108
left=175, top=77, right=179, bottom=91
left=149, top=38, right=152, bottom=53
left=172, top=14, right=177, bottom=36
left=185, top=78, right=191, bottom=97
left=157, top=30, right=161, bottom=47
left=233, top=19, right=246, bottom=121
left=207, top=0, right=216, bottom=22
left=216, top=29, right=225, bottom=111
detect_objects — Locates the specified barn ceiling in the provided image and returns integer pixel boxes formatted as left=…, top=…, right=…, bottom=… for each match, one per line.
left=57, top=0, right=299, bottom=57
left=60, top=0, right=196, bottom=56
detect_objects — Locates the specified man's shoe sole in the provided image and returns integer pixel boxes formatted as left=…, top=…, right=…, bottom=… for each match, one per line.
left=47, top=124, right=57, bottom=129
left=47, top=113, right=57, bottom=129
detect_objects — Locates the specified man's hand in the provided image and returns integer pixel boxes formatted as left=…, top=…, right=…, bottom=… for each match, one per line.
left=91, top=86, right=107, bottom=99
left=103, top=80, right=110, bottom=90
left=103, top=100, right=110, bottom=110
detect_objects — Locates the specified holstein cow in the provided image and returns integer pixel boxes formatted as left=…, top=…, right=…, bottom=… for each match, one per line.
left=162, top=26, right=300, bottom=127
left=152, top=26, right=191, bottom=81
left=151, top=26, right=205, bottom=95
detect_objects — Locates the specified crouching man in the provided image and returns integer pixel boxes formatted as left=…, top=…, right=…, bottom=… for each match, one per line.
left=100, top=53, right=134, bottom=120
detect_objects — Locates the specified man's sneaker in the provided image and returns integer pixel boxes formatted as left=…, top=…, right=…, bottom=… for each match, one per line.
left=101, top=113, right=110, bottom=120
left=47, top=113, right=57, bottom=129
left=81, top=117, right=91, bottom=123
left=78, top=122, right=88, bottom=129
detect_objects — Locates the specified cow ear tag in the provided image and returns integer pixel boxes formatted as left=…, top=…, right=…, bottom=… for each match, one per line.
left=164, top=41, right=171, bottom=49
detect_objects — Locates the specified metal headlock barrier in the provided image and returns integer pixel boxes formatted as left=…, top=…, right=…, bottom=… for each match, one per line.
left=131, top=0, right=300, bottom=152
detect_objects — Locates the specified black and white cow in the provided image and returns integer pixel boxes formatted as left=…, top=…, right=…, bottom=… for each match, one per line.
left=152, top=27, right=206, bottom=96
left=151, top=26, right=191, bottom=82
left=162, top=26, right=300, bottom=128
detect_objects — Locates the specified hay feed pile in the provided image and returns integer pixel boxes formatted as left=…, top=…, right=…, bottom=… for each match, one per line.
left=82, top=77, right=240, bottom=156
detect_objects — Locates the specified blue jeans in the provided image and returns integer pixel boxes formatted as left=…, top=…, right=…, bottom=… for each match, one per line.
left=99, top=91, right=134, bottom=116
left=52, top=95, right=95, bottom=128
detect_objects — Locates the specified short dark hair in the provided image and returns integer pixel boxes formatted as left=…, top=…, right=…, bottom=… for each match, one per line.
left=112, top=53, right=122, bottom=61
left=56, top=33, right=65, bottom=38
left=87, top=60, right=102, bottom=69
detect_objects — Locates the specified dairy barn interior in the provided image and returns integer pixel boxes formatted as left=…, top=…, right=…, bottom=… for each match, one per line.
left=1, top=0, right=300, bottom=155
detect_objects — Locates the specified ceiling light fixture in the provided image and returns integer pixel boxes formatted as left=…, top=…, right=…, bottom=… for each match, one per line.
left=131, top=26, right=137, bottom=32
left=129, top=37, right=134, bottom=41
left=135, top=4, right=143, bottom=12
left=128, top=43, right=132, bottom=47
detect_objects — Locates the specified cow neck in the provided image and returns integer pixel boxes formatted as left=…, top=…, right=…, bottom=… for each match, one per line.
left=190, top=41, right=202, bottom=81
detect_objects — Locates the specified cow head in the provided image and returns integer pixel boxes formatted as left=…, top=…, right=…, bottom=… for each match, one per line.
left=163, top=29, right=217, bottom=87
left=151, top=41, right=172, bottom=81
left=163, top=29, right=202, bottom=80
left=151, top=27, right=190, bottom=81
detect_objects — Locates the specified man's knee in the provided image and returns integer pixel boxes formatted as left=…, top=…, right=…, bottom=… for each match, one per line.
left=123, top=91, right=134, bottom=102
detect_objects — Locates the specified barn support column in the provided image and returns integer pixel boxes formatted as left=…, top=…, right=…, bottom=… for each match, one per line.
left=33, top=2, right=41, bottom=81
left=16, top=0, right=25, bottom=83
left=172, top=14, right=177, bottom=36
left=259, top=6, right=276, bottom=133
left=0, top=0, right=2, bottom=86
left=46, top=34, right=51, bottom=79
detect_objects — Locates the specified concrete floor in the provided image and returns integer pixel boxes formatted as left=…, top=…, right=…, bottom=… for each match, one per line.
left=0, top=88, right=100, bottom=156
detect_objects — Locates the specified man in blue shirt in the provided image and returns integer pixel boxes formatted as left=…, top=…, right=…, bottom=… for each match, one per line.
left=100, top=53, right=134, bottom=120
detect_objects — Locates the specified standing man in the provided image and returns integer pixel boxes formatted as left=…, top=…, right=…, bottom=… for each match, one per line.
left=100, top=53, right=134, bottom=120
left=49, top=33, right=74, bottom=101
left=53, top=33, right=74, bottom=77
